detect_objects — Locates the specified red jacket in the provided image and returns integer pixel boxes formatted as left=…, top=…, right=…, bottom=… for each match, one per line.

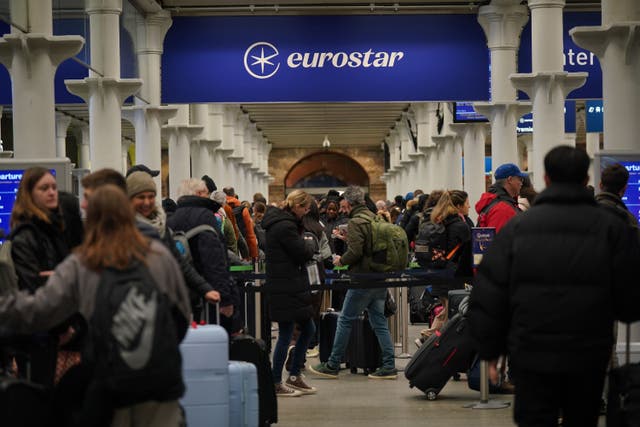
left=475, top=185, right=520, bottom=233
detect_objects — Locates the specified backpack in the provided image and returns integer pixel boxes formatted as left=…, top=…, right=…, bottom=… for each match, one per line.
left=0, top=240, right=18, bottom=295
left=86, top=262, right=182, bottom=406
left=355, top=212, right=409, bottom=272
left=232, top=205, right=251, bottom=259
left=476, top=197, right=516, bottom=227
left=414, top=218, right=461, bottom=269
left=172, top=224, right=219, bottom=264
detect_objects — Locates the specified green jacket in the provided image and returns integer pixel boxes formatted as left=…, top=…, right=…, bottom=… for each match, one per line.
left=341, top=204, right=374, bottom=272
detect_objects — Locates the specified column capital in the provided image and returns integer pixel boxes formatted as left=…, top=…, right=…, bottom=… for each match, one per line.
left=571, top=23, right=640, bottom=62
left=510, top=71, right=587, bottom=101
left=134, top=9, right=172, bottom=56
left=86, top=0, right=122, bottom=14
left=122, top=105, right=178, bottom=125
left=0, top=33, right=84, bottom=70
left=473, top=101, right=532, bottom=122
left=527, top=0, right=565, bottom=10
left=478, top=2, right=529, bottom=50
left=65, top=77, right=142, bottom=105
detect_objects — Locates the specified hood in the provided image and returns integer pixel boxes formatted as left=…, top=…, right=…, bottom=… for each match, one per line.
left=261, top=205, right=297, bottom=230
left=176, top=195, right=221, bottom=212
left=535, top=183, right=597, bottom=207
left=226, top=196, right=241, bottom=208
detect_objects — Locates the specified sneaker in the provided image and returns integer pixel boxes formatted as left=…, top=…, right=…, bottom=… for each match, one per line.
left=274, top=383, right=302, bottom=397
left=306, top=346, right=319, bottom=358
left=286, top=375, right=317, bottom=395
left=367, top=367, right=398, bottom=380
left=284, top=345, right=295, bottom=372
left=308, top=362, right=339, bottom=379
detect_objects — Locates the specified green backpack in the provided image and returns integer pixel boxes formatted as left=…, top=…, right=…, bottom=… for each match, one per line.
left=355, top=213, right=409, bottom=272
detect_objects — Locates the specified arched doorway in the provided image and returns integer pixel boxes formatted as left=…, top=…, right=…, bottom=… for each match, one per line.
left=285, top=150, right=369, bottom=197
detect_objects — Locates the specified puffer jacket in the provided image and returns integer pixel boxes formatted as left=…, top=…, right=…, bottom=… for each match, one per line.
left=261, top=206, right=314, bottom=322
left=11, top=212, right=70, bottom=293
left=167, top=196, right=237, bottom=308
left=468, top=183, right=640, bottom=374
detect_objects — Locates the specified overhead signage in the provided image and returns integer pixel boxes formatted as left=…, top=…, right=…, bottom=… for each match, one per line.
left=516, top=101, right=576, bottom=133
left=518, top=12, right=602, bottom=100
left=162, top=15, right=492, bottom=103
left=585, top=100, right=603, bottom=132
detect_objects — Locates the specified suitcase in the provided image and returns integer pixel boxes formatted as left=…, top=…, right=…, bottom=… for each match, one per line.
left=228, top=361, right=259, bottom=427
left=467, top=355, right=503, bottom=394
left=229, top=335, right=278, bottom=426
left=346, top=313, right=382, bottom=374
left=180, top=325, right=230, bottom=427
left=447, top=289, right=471, bottom=319
left=404, top=314, right=475, bottom=400
left=319, top=311, right=340, bottom=363
left=607, top=323, right=640, bottom=427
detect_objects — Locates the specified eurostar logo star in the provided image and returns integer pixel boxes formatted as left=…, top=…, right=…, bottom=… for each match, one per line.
left=244, top=42, right=280, bottom=79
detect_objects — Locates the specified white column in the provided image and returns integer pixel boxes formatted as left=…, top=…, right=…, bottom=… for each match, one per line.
left=511, top=0, right=587, bottom=189
left=55, top=112, right=72, bottom=158
left=473, top=1, right=529, bottom=169
left=0, top=0, right=83, bottom=158
left=65, top=0, right=142, bottom=172
left=451, top=123, right=489, bottom=222
left=163, top=104, right=203, bottom=200
left=75, top=124, right=91, bottom=169
left=585, top=132, right=600, bottom=188
left=570, top=0, right=640, bottom=151
left=121, top=139, right=132, bottom=173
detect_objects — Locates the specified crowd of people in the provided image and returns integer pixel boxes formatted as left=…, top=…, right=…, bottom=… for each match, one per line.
left=0, top=144, right=638, bottom=426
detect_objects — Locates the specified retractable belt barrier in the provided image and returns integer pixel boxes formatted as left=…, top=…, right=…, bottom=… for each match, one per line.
left=230, top=269, right=472, bottom=293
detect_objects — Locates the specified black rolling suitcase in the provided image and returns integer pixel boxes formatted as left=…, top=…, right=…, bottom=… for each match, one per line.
left=346, top=312, right=382, bottom=374
left=229, top=335, right=278, bottom=426
left=404, top=314, right=475, bottom=400
left=447, top=289, right=471, bottom=319
left=607, top=323, right=640, bottom=427
left=319, top=310, right=341, bottom=363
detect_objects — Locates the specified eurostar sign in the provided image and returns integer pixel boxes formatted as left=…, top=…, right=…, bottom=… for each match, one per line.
left=162, top=14, right=490, bottom=103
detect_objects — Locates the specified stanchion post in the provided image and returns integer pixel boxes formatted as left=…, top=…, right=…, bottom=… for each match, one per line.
left=253, top=260, right=263, bottom=342
left=463, top=359, right=510, bottom=409
left=396, top=286, right=412, bottom=359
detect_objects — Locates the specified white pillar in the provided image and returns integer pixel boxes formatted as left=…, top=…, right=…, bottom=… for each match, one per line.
left=121, top=139, right=132, bottom=173
left=451, top=123, right=489, bottom=222
left=585, top=132, right=600, bottom=188
left=75, top=124, right=91, bottom=169
left=474, top=1, right=529, bottom=169
left=65, top=0, right=142, bottom=172
left=55, top=112, right=72, bottom=158
left=511, top=0, right=587, bottom=189
left=570, top=1, right=640, bottom=151
left=0, top=0, right=83, bottom=158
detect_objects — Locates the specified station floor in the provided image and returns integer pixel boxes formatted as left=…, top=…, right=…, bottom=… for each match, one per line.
left=273, top=323, right=607, bottom=427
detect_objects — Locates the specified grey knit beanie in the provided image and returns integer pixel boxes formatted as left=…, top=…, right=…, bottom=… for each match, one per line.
left=126, top=171, right=157, bottom=198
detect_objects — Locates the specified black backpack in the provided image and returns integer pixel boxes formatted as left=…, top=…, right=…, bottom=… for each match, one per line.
left=414, top=218, right=460, bottom=269
left=85, top=262, right=182, bottom=406
left=232, top=205, right=251, bottom=259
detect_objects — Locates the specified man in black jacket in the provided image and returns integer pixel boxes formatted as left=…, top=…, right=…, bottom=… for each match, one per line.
left=468, top=146, right=640, bottom=427
left=595, top=162, right=640, bottom=239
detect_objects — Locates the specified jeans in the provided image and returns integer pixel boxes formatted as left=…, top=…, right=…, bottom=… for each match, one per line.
left=272, top=318, right=316, bottom=383
left=328, top=288, right=395, bottom=370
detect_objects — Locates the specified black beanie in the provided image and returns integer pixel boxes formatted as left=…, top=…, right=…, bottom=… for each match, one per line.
left=201, top=175, right=217, bottom=193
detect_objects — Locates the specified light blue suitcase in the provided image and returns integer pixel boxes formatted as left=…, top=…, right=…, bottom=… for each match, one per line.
left=180, top=325, right=230, bottom=427
left=228, top=361, right=259, bottom=427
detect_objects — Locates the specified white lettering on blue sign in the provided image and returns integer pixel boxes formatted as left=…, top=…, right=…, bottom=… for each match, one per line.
left=244, top=42, right=404, bottom=79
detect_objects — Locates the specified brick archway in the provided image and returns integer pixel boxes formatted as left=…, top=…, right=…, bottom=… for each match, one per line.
left=284, top=150, right=369, bottom=189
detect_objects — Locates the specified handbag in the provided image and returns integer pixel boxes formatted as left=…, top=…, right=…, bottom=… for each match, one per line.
left=384, top=289, right=397, bottom=318
left=607, top=323, right=640, bottom=427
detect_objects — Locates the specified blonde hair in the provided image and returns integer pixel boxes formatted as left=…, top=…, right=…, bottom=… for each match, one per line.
left=285, top=189, right=310, bottom=211
left=430, top=191, right=459, bottom=224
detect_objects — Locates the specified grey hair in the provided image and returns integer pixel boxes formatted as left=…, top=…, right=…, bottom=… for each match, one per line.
left=211, top=190, right=227, bottom=205
left=494, top=178, right=507, bottom=187
left=177, top=178, right=207, bottom=198
left=342, top=185, right=365, bottom=206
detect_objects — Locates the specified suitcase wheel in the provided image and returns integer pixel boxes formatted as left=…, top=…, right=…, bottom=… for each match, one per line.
left=350, top=367, right=357, bottom=374
left=425, top=389, right=438, bottom=401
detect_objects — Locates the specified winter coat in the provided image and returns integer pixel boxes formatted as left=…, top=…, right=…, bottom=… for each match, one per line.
left=428, top=213, right=472, bottom=297
left=474, top=184, right=520, bottom=232
left=227, top=197, right=258, bottom=259
left=340, top=204, right=375, bottom=273
left=167, top=196, right=238, bottom=308
left=595, top=191, right=640, bottom=241
left=261, top=206, right=314, bottom=322
left=11, top=212, right=70, bottom=293
left=468, top=183, right=640, bottom=374
left=0, top=240, right=191, bottom=401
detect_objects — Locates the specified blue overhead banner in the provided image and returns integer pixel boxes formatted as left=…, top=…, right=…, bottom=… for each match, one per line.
left=161, top=15, right=491, bottom=103
left=518, top=12, right=602, bottom=100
